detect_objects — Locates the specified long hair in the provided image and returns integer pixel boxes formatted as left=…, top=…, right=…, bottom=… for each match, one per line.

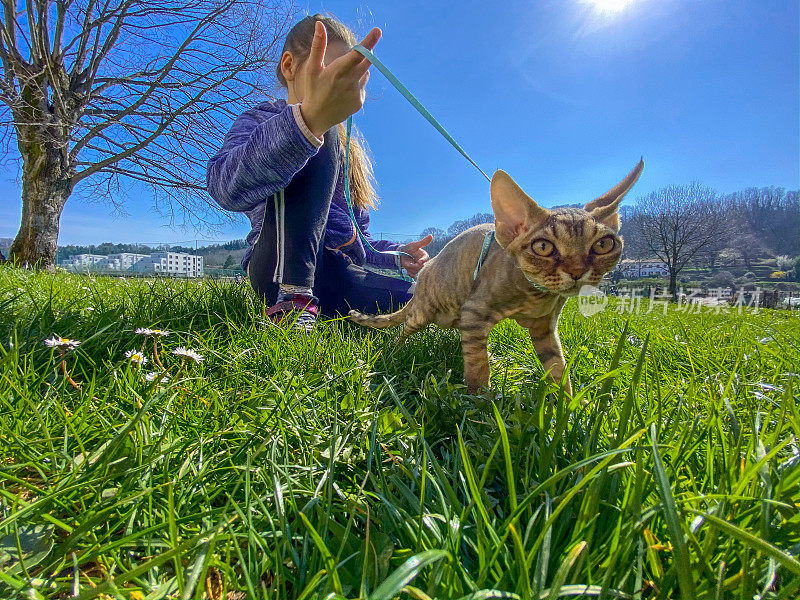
left=277, top=14, right=377, bottom=210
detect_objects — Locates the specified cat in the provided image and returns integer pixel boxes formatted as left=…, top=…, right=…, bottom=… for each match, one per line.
left=349, top=159, right=644, bottom=394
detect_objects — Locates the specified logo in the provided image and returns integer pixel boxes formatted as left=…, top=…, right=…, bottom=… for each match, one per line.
left=578, top=285, right=608, bottom=317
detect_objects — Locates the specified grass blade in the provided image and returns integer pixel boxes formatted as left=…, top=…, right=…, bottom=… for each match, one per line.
left=546, top=541, right=587, bottom=600
left=650, top=423, right=695, bottom=598
left=368, top=549, right=449, bottom=600
left=687, top=510, right=800, bottom=575
left=298, top=512, right=343, bottom=597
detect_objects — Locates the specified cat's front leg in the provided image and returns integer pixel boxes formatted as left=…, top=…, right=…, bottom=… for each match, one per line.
left=525, top=316, right=572, bottom=396
left=460, top=307, right=496, bottom=394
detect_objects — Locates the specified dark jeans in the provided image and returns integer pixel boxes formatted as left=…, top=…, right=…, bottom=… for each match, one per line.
left=247, top=127, right=413, bottom=317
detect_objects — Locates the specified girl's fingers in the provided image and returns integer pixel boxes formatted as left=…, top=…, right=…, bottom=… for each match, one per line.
left=339, top=27, right=382, bottom=71
left=308, top=21, right=327, bottom=71
left=357, top=69, right=370, bottom=89
left=359, top=27, right=382, bottom=52
left=352, top=55, right=374, bottom=80
left=406, top=234, right=433, bottom=250
left=354, top=27, right=382, bottom=70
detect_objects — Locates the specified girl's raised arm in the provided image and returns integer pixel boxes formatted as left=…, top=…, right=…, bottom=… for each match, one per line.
left=206, top=105, right=321, bottom=213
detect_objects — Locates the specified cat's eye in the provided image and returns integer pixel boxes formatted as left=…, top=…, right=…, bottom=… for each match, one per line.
left=592, top=236, right=616, bottom=255
left=531, top=239, right=555, bottom=257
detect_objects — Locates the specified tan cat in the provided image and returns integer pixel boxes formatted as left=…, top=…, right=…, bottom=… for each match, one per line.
left=349, top=159, right=644, bottom=394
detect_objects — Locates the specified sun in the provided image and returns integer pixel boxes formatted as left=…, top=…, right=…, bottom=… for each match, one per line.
left=583, top=0, right=636, bottom=15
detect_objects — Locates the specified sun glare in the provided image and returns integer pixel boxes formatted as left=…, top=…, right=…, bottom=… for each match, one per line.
left=583, top=0, right=636, bottom=15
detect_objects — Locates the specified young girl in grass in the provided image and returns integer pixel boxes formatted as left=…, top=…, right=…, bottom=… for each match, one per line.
left=207, top=15, right=432, bottom=331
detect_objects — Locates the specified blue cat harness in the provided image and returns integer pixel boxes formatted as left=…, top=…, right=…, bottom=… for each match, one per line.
left=472, top=230, right=551, bottom=294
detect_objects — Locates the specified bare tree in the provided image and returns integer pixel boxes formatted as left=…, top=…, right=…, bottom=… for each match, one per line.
left=618, top=205, right=648, bottom=260
left=630, top=182, right=728, bottom=298
left=1, top=0, right=292, bottom=268
left=446, top=212, right=494, bottom=238
left=726, top=187, right=800, bottom=257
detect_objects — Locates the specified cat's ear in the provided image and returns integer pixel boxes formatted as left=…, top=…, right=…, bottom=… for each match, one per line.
left=491, top=170, right=548, bottom=248
left=584, top=158, right=644, bottom=232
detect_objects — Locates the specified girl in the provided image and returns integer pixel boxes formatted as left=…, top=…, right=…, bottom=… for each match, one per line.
left=207, top=15, right=432, bottom=331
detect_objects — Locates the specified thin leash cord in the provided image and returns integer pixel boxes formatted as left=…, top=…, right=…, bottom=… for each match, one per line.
left=343, top=43, right=492, bottom=263
left=351, top=44, right=491, bottom=182
left=343, top=117, right=411, bottom=259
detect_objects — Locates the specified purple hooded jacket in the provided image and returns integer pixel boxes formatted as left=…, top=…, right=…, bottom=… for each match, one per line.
left=206, top=99, right=402, bottom=271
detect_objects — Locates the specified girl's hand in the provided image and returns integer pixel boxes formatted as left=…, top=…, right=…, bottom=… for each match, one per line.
left=400, top=234, right=433, bottom=278
left=300, top=22, right=382, bottom=138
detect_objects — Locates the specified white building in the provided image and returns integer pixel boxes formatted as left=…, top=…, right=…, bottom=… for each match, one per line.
left=60, top=254, right=107, bottom=270
left=618, top=259, right=669, bottom=279
left=132, top=252, right=203, bottom=278
left=59, top=250, right=203, bottom=277
left=100, top=253, right=149, bottom=271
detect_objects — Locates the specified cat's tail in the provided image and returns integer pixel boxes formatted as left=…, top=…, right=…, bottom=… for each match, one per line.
left=348, top=301, right=411, bottom=330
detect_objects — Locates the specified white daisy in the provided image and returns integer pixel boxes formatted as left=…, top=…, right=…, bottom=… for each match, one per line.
left=124, top=349, right=148, bottom=365
left=135, top=327, right=170, bottom=337
left=44, top=336, right=81, bottom=350
left=172, top=347, right=204, bottom=364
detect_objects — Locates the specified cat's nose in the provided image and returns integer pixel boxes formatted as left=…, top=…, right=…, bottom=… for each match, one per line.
left=566, top=268, right=588, bottom=280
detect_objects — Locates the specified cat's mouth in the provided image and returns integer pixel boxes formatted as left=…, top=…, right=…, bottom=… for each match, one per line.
left=526, top=278, right=582, bottom=297
left=522, top=270, right=587, bottom=296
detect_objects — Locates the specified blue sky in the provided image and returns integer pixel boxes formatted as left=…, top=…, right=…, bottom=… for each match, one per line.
left=1, top=0, right=797, bottom=245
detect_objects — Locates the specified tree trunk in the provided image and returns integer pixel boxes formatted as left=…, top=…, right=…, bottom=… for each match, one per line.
left=742, top=252, right=753, bottom=271
left=669, top=271, right=678, bottom=301
left=8, top=139, right=73, bottom=270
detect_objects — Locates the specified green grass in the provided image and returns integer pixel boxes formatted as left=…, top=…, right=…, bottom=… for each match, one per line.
left=0, top=267, right=798, bottom=600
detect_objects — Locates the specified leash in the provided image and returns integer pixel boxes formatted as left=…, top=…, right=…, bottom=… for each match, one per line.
left=342, top=43, right=492, bottom=271
left=350, top=44, right=491, bottom=182
left=473, top=230, right=495, bottom=280
left=343, top=117, right=411, bottom=262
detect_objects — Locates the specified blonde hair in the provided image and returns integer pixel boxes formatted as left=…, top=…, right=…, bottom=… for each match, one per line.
left=278, top=14, right=377, bottom=210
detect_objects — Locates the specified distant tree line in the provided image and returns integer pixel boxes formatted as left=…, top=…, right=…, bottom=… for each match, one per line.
left=420, top=212, right=495, bottom=256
